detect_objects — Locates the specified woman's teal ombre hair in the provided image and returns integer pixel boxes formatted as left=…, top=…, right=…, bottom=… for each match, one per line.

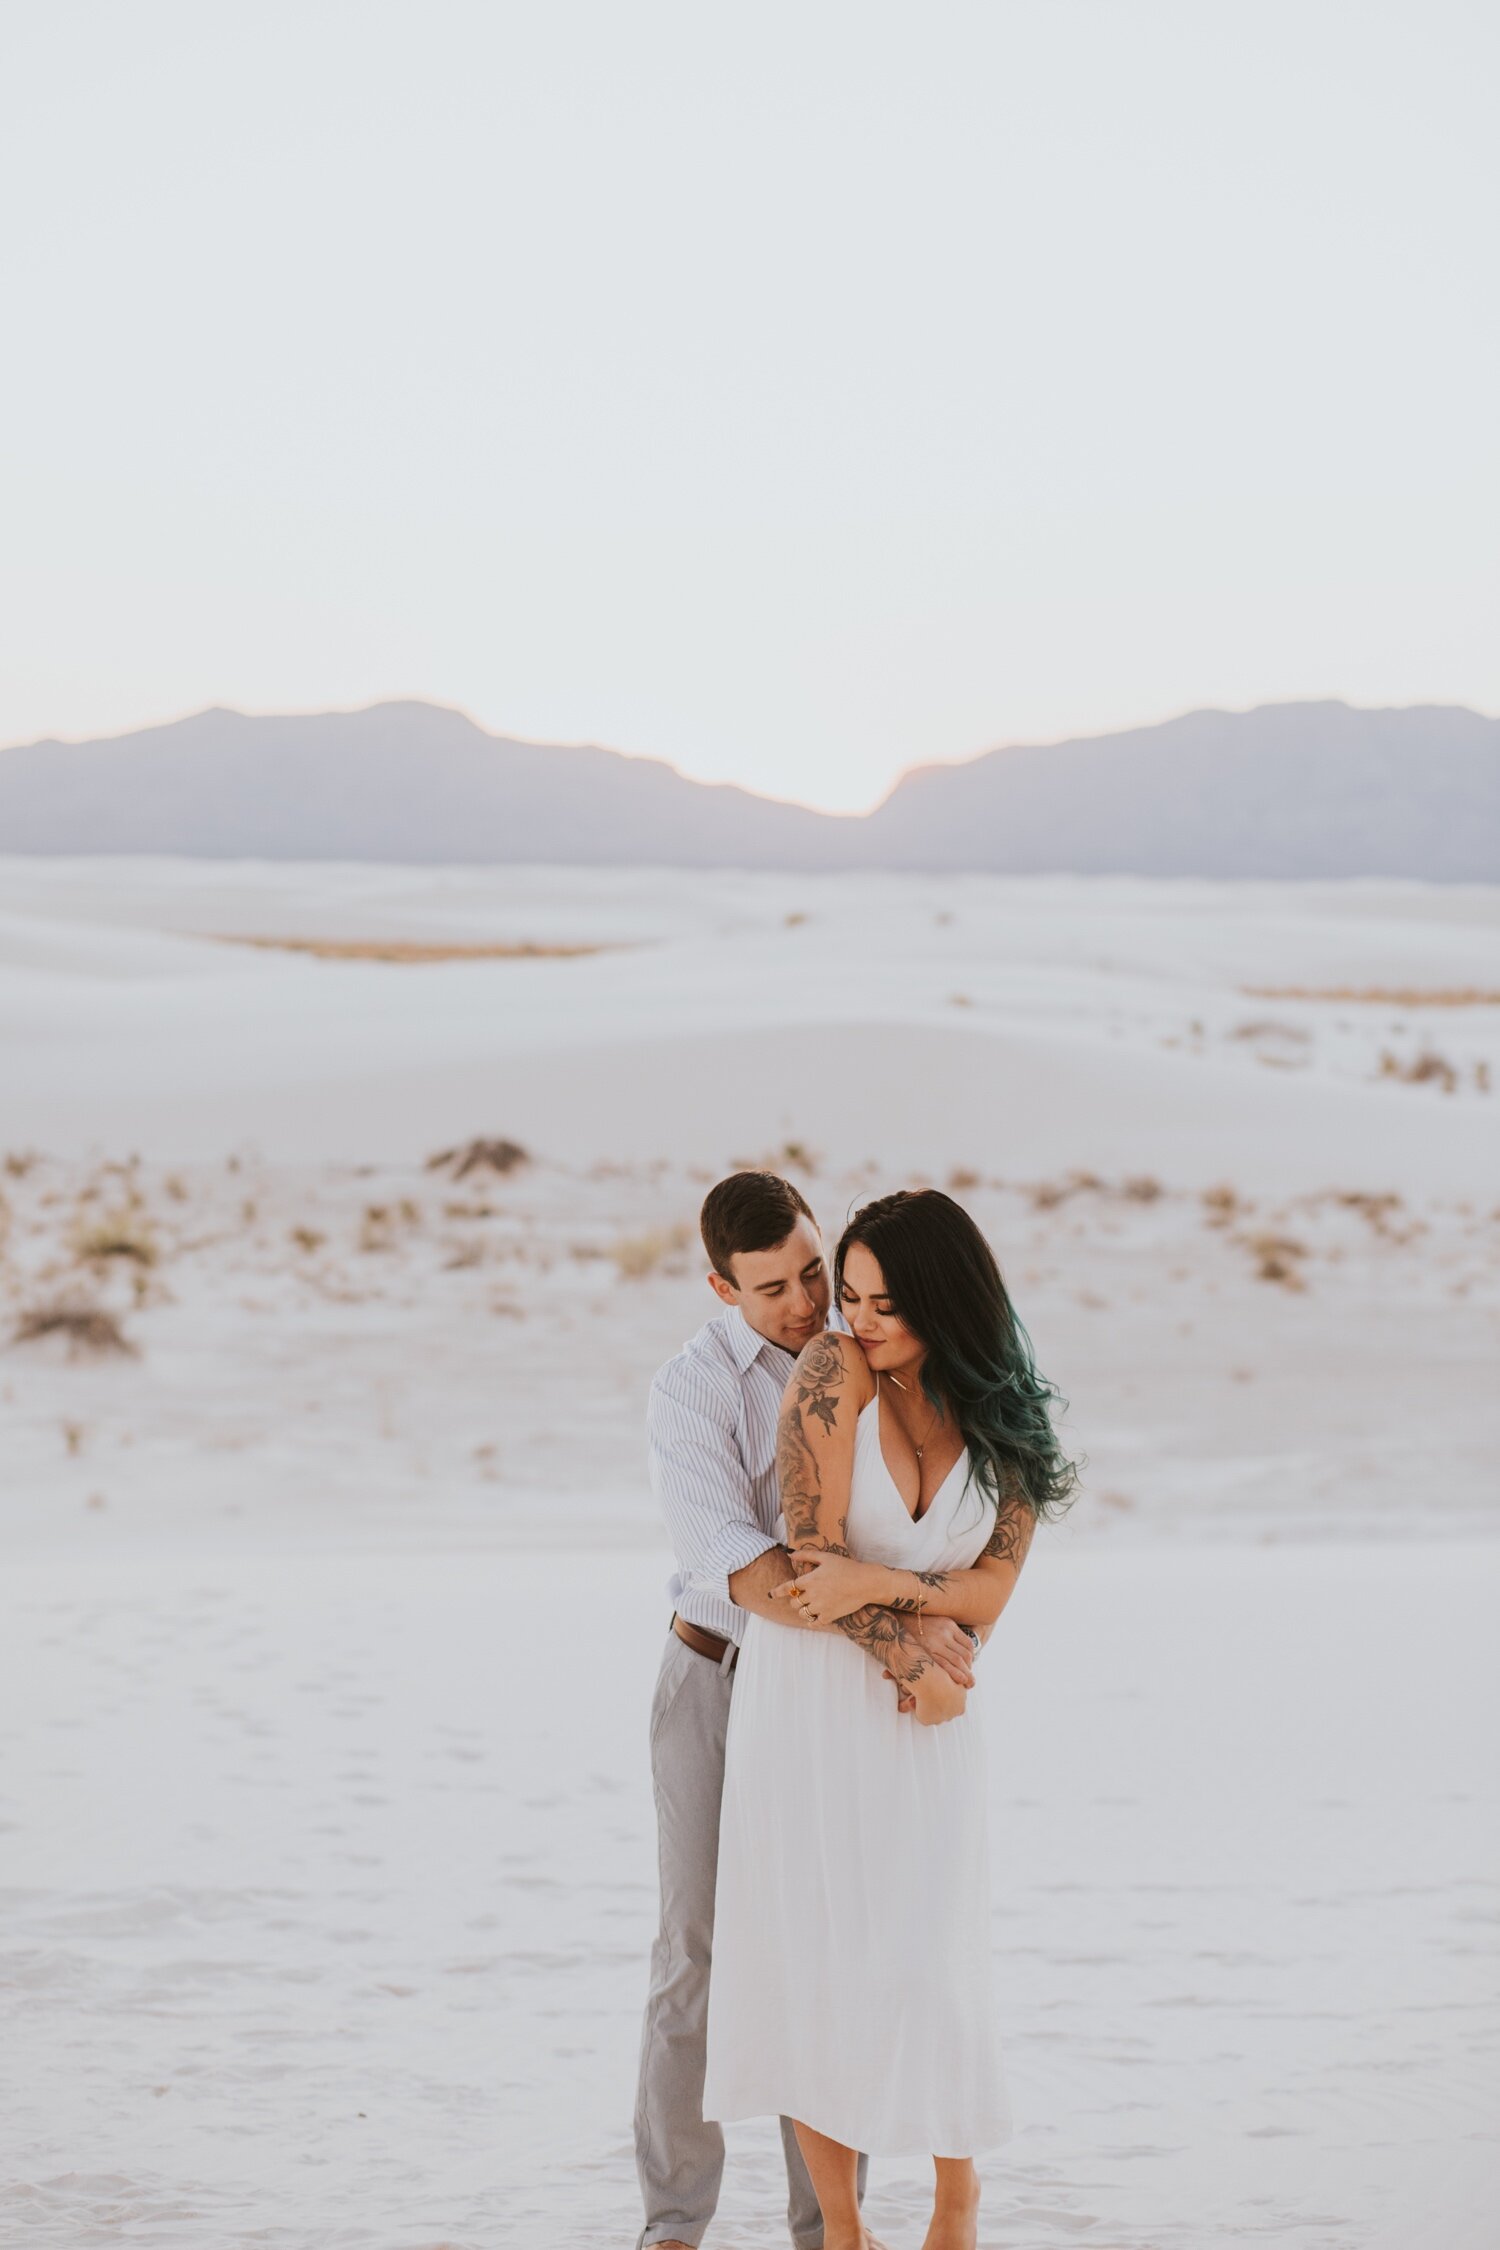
left=836, top=1189, right=1079, bottom=1521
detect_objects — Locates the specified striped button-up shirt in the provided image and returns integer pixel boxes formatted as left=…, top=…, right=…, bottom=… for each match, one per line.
left=647, top=1304, right=800, bottom=1646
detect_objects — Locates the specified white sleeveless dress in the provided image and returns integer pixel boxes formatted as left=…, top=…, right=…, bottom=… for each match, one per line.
left=702, top=1393, right=1012, bottom=2158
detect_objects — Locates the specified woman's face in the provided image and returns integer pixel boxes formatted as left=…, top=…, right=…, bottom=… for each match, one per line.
left=840, top=1241, right=924, bottom=1379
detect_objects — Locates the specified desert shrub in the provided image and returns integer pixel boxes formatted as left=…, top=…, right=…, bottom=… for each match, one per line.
left=12, top=1300, right=135, bottom=1356
left=1334, top=1191, right=1403, bottom=1235
left=1244, top=1233, right=1309, bottom=1289
left=1379, top=1049, right=1458, bottom=1092
left=1028, top=1180, right=1069, bottom=1211
left=73, top=1207, right=158, bottom=1267
left=427, top=1138, right=530, bottom=1179
left=359, top=1205, right=394, bottom=1252
left=612, top=1225, right=692, bottom=1280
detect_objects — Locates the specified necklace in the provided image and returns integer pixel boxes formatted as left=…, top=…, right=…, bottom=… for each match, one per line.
left=880, top=1369, right=942, bottom=1461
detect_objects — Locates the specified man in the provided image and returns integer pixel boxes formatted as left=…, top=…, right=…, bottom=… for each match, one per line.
left=634, top=1171, right=981, bottom=2250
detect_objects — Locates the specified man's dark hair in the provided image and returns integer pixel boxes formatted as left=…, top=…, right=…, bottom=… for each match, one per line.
left=700, top=1171, right=815, bottom=1283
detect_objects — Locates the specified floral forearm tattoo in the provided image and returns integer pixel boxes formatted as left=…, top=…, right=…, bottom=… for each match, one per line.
left=775, top=1337, right=929, bottom=1684
left=776, top=1333, right=851, bottom=1555
left=835, top=1602, right=929, bottom=1683
left=983, top=1492, right=1036, bottom=1571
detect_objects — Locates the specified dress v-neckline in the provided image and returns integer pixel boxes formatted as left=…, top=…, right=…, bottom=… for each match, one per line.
left=867, top=1389, right=966, bottom=1527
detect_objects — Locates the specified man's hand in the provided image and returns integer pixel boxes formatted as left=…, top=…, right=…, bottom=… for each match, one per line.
left=885, top=1616, right=975, bottom=1710
left=920, top=1615, right=977, bottom=1687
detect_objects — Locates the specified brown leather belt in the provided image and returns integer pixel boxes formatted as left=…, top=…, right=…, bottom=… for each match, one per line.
left=672, top=1613, right=738, bottom=1670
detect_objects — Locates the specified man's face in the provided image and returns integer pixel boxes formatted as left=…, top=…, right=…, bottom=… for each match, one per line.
left=708, top=1215, right=832, bottom=1354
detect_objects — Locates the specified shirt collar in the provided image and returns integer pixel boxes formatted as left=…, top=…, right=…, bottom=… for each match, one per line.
left=723, top=1302, right=790, bottom=1373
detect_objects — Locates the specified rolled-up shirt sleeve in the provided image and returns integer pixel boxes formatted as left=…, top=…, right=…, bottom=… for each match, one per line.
left=647, top=1356, right=779, bottom=1610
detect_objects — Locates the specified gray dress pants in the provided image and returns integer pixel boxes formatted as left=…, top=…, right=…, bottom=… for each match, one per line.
left=635, top=1626, right=867, bottom=2249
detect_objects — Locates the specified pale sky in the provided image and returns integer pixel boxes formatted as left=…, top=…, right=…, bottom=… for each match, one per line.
left=1, top=1, right=1495, bottom=812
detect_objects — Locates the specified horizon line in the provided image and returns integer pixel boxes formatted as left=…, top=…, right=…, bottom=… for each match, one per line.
left=2, top=690, right=1494, bottom=820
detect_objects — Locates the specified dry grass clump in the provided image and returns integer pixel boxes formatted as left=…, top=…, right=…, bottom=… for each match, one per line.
left=1334, top=1191, right=1404, bottom=1236
left=1026, top=1171, right=1103, bottom=1212
left=1243, top=1233, right=1309, bottom=1289
left=1379, top=1048, right=1459, bottom=1093
left=736, top=1141, right=819, bottom=1177
left=358, top=1200, right=421, bottom=1253
left=427, top=1138, right=530, bottom=1179
left=220, top=936, right=607, bottom=963
left=612, top=1224, right=693, bottom=1280
left=72, top=1206, right=158, bottom=1267
left=12, top=1300, right=136, bottom=1357
left=1201, top=1184, right=1241, bottom=1228
left=1246, top=985, right=1500, bottom=1007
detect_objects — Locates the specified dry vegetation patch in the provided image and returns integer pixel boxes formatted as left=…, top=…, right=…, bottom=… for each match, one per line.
left=12, top=1300, right=135, bottom=1357
left=1378, top=1048, right=1462, bottom=1093
left=428, top=1138, right=530, bottom=1180
left=1245, top=985, right=1500, bottom=1007
left=612, top=1225, right=693, bottom=1280
left=218, top=936, right=611, bottom=963
left=72, top=1206, right=159, bottom=1267
left=1241, top=1233, right=1310, bottom=1289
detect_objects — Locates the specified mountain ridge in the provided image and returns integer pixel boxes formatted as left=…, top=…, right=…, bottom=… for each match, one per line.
left=1, top=697, right=1495, bottom=877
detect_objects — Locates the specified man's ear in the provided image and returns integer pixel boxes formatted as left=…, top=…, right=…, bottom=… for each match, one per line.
left=707, top=1267, right=739, bottom=1308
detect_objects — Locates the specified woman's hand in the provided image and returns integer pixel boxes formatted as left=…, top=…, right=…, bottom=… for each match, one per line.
left=908, top=1666, right=968, bottom=1727
left=769, top=1548, right=880, bottom=1625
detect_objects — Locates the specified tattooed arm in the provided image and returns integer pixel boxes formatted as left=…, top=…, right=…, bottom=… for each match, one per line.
left=786, top=1489, right=1036, bottom=1631
left=772, top=1332, right=966, bottom=1724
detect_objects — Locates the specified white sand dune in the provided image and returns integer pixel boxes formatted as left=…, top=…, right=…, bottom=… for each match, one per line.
left=2, top=860, right=1497, bottom=2246
left=3, top=1543, right=1495, bottom=2249
left=2, top=862, right=1497, bottom=1187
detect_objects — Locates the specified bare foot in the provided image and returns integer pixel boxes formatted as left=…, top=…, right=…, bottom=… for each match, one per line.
left=919, top=2200, right=980, bottom=2250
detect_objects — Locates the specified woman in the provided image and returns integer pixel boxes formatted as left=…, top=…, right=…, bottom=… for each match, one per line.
left=702, top=1190, right=1077, bottom=2250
